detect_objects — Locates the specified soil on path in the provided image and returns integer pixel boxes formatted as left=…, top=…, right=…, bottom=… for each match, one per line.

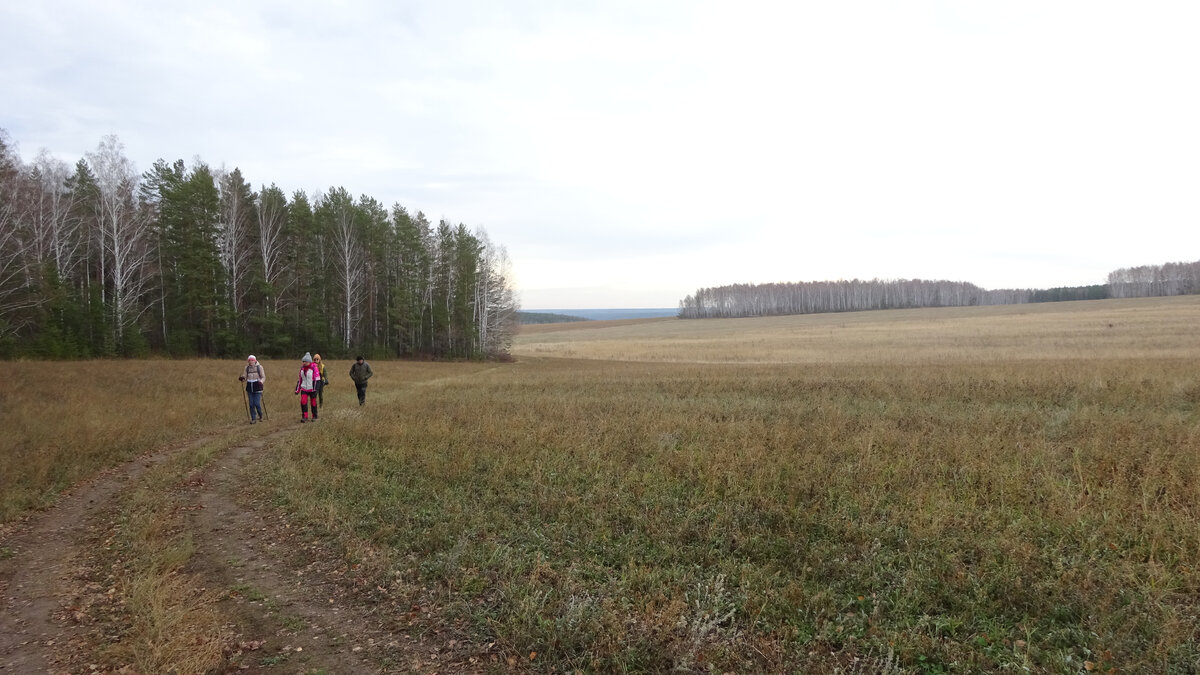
left=0, top=443, right=182, bottom=673
left=0, top=415, right=489, bottom=674
left=184, top=424, right=442, bottom=673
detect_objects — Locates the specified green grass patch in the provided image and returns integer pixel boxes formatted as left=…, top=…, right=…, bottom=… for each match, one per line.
left=263, top=358, right=1200, bottom=672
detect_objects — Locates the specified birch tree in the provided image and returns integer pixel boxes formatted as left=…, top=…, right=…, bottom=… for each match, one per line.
left=85, top=135, right=154, bottom=350
left=28, top=150, right=82, bottom=280
left=1107, top=261, right=1200, bottom=298
left=0, top=128, right=520, bottom=359
left=318, top=187, right=366, bottom=350
left=256, top=184, right=292, bottom=313
left=679, top=279, right=1033, bottom=319
left=0, top=132, right=36, bottom=336
left=476, top=229, right=517, bottom=356
left=215, top=167, right=255, bottom=319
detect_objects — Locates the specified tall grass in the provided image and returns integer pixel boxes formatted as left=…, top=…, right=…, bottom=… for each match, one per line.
left=264, top=352, right=1200, bottom=671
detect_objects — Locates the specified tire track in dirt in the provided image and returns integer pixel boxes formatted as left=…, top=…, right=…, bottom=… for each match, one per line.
left=0, top=442, right=190, bottom=672
left=2, top=370, right=501, bottom=673
left=184, top=381, right=497, bottom=673
left=0, top=423, right=442, bottom=674
left=184, top=422, right=427, bottom=673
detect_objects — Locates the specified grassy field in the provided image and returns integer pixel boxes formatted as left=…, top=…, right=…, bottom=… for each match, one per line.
left=0, top=358, right=472, bottom=522
left=514, top=295, right=1200, bottom=364
left=265, top=297, right=1199, bottom=672
left=5, top=297, right=1200, bottom=671
left=1, top=359, right=238, bottom=522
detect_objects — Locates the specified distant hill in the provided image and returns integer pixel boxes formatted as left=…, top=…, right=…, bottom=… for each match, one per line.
left=517, top=311, right=592, bottom=325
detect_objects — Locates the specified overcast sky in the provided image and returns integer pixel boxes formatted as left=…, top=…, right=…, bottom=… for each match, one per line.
left=3, top=2, right=1198, bottom=309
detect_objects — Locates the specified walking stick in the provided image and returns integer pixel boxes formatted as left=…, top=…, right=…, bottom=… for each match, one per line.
left=261, top=389, right=269, bottom=420
left=241, top=382, right=251, bottom=421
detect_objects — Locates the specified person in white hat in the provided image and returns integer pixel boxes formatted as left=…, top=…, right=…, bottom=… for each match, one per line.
left=295, top=352, right=320, bottom=422
left=239, top=355, right=266, bottom=423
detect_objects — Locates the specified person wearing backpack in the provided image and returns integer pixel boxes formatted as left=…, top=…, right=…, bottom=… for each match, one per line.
left=295, top=352, right=320, bottom=422
left=349, top=355, right=374, bottom=406
left=239, top=355, right=266, bottom=424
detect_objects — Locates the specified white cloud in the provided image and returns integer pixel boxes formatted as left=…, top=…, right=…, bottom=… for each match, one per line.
left=3, top=1, right=1199, bottom=308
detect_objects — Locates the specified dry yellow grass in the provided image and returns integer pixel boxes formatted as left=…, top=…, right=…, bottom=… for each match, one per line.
left=513, top=296, right=1200, bottom=363
left=0, top=358, right=462, bottom=522
left=1, top=360, right=237, bottom=521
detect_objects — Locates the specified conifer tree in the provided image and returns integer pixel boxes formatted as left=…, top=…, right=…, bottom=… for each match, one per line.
left=0, top=128, right=520, bottom=359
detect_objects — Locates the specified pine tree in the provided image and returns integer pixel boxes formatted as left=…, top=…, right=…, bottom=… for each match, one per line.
left=147, top=160, right=222, bottom=355
left=1, top=129, right=520, bottom=360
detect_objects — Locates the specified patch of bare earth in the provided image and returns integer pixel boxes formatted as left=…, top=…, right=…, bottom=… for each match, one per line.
left=2, top=422, right=495, bottom=673
left=0, top=446, right=180, bottom=673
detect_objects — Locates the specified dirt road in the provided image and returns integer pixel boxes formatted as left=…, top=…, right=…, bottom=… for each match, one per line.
left=0, top=417, right=486, bottom=673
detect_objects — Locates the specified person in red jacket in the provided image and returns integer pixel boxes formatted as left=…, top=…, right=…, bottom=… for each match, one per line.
left=295, top=352, right=320, bottom=423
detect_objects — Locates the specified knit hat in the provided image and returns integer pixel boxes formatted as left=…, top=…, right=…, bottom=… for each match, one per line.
left=302, top=352, right=312, bottom=363
left=247, top=355, right=257, bottom=362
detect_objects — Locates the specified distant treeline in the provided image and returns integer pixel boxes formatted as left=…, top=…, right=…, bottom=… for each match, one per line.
left=678, top=279, right=1028, bottom=319
left=517, top=311, right=591, bottom=325
left=0, top=129, right=517, bottom=359
left=1107, top=260, right=1200, bottom=298
left=679, top=259, right=1200, bottom=319
left=1030, top=285, right=1108, bottom=302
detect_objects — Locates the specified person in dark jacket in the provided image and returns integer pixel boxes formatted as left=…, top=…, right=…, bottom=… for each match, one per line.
left=349, top=355, right=374, bottom=406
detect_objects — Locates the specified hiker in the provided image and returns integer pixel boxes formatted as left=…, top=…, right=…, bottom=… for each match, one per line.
left=349, top=355, right=374, bottom=406
left=295, top=352, right=320, bottom=422
left=313, top=353, right=328, bottom=407
left=239, top=355, right=266, bottom=424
